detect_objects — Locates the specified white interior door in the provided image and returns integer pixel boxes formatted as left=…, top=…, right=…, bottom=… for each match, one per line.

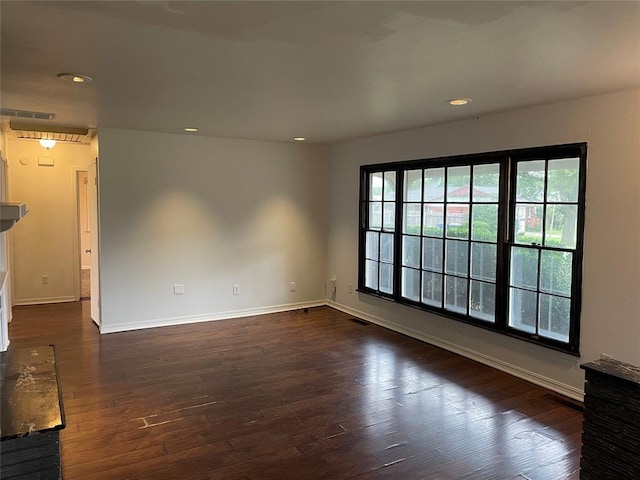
left=88, top=159, right=101, bottom=326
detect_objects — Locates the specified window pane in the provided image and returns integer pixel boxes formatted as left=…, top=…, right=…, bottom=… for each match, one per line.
left=547, top=158, right=579, bottom=203
left=471, top=204, right=497, bottom=242
left=445, top=240, right=468, bottom=276
left=447, top=166, right=470, bottom=202
left=404, top=170, right=422, bottom=202
left=402, top=267, right=420, bottom=301
left=446, top=204, right=469, bottom=239
left=510, top=247, right=538, bottom=290
left=470, top=281, right=495, bottom=322
left=379, top=263, right=394, bottom=294
left=422, top=237, right=443, bottom=272
left=424, top=168, right=445, bottom=202
left=383, top=171, right=396, bottom=201
left=509, top=288, right=537, bottom=333
left=540, top=250, right=572, bottom=296
left=445, top=276, right=468, bottom=314
left=402, top=235, right=421, bottom=268
left=539, top=294, right=570, bottom=342
left=471, top=243, right=496, bottom=282
left=365, top=231, right=379, bottom=260
left=380, top=233, right=394, bottom=263
left=361, top=146, right=583, bottom=353
left=545, top=205, right=577, bottom=249
left=383, top=202, right=395, bottom=231
left=365, top=260, right=379, bottom=290
left=369, top=202, right=382, bottom=230
left=514, top=204, right=543, bottom=245
left=473, top=164, right=500, bottom=202
left=516, top=160, right=545, bottom=202
left=423, top=204, right=444, bottom=237
left=402, top=203, right=421, bottom=234
left=422, top=272, right=442, bottom=307
left=370, top=172, right=383, bottom=201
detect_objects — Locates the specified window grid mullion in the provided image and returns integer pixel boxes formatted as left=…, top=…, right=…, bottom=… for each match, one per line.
left=495, top=156, right=511, bottom=330
left=417, top=169, right=424, bottom=304
left=393, top=168, right=404, bottom=300
left=358, top=143, right=585, bottom=355
left=466, top=166, right=474, bottom=317
left=541, top=159, right=549, bottom=246
left=535, top=249, right=542, bottom=337
left=534, top=160, right=548, bottom=336
left=442, top=167, right=449, bottom=310
left=377, top=230, right=382, bottom=294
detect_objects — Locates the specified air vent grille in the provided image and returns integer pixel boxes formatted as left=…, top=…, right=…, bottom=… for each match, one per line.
left=14, top=131, right=87, bottom=143
left=8, top=122, right=92, bottom=145
left=1, top=109, right=55, bottom=120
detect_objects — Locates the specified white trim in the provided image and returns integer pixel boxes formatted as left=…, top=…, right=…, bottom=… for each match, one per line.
left=328, top=301, right=584, bottom=402
left=97, top=296, right=585, bottom=401
left=14, top=296, right=77, bottom=306
left=100, top=299, right=327, bottom=334
left=72, top=167, right=89, bottom=302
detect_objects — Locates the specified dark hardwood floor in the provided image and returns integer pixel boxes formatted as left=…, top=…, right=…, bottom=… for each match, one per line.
left=7, top=302, right=583, bottom=479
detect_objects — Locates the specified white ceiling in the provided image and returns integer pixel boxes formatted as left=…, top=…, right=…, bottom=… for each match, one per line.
left=1, top=1, right=639, bottom=144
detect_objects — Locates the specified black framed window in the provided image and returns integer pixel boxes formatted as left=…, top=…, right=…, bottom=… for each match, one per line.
left=363, top=170, right=397, bottom=294
left=359, top=144, right=586, bottom=354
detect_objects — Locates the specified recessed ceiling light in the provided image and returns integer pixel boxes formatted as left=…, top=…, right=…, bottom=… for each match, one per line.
left=449, top=98, right=472, bottom=106
left=57, top=73, right=93, bottom=84
left=293, top=137, right=306, bottom=141
left=184, top=127, right=198, bottom=132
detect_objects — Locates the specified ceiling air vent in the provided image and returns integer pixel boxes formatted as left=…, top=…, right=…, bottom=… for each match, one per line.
left=1, top=109, right=55, bottom=120
left=9, top=122, right=92, bottom=145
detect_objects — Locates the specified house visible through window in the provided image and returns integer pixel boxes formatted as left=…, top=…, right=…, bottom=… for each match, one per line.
left=359, top=144, right=586, bottom=354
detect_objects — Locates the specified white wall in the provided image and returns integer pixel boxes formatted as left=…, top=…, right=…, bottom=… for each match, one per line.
left=97, top=128, right=328, bottom=332
left=327, top=88, right=640, bottom=398
left=7, top=139, right=92, bottom=304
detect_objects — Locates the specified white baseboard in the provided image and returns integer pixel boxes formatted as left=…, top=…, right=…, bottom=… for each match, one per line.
left=328, top=301, right=584, bottom=402
left=14, top=296, right=77, bottom=306
left=98, top=296, right=584, bottom=401
left=100, top=299, right=327, bottom=334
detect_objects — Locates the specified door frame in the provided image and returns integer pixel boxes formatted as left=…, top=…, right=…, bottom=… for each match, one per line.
left=72, top=167, right=87, bottom=301
left=87, top=158, right=101, bottom=327
left=73, top=168, right=90, bottom=301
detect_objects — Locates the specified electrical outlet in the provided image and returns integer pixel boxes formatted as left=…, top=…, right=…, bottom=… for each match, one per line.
left=173, top=284, right=185, bottom=295
left=233, top=284, right=240, bottom=295
left=42, top=275, right=48, bottom=285
left=348, top=283, right=353, bottom=294
left=290, top=282, right=296, bottom=292
left=600, top=353, right=613, bottom=360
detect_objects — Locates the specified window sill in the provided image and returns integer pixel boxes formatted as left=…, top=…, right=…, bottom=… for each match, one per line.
left=356, top=288, right=580, bottom=357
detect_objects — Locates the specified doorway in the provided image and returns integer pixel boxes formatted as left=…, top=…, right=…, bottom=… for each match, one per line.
left=76, top=170, right=91, bottom=299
